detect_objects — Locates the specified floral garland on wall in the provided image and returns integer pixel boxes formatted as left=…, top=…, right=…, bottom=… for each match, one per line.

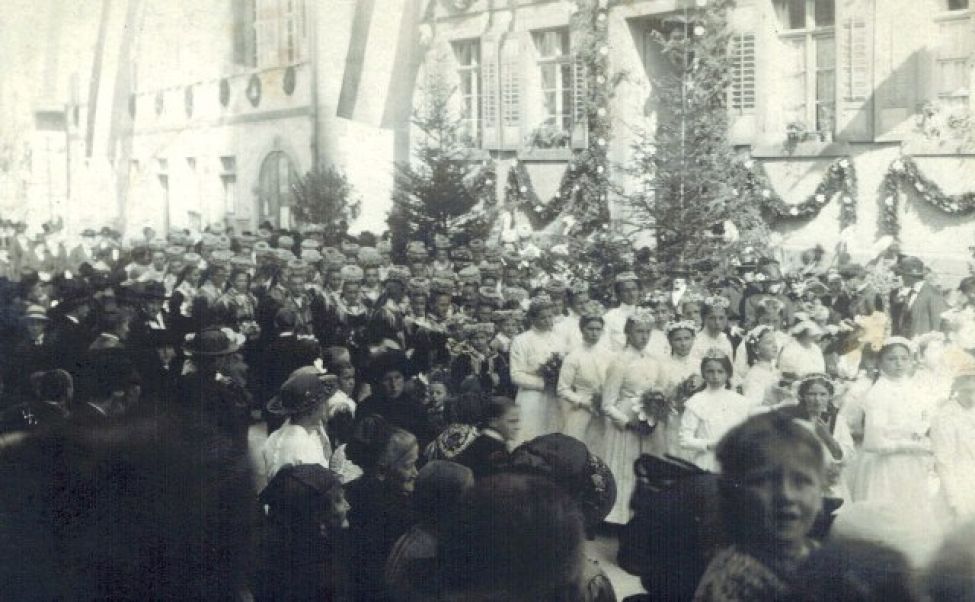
left=503, top=0, right=619, bottom=235
left=879, top=155, right=975, bottom=237
left=449, top=159, right=499, bottom=232
left=739, top=157, right=858, bottom=230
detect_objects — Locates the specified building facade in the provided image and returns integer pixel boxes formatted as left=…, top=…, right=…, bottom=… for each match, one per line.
left=7, top=0, right=975, bottom=278
left=417, top=0, right=975, bottom=278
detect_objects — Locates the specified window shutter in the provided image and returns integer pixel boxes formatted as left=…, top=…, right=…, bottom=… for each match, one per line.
left=233, top=0, right=257, bottom=67
left=500, top=34, right=522, bottom=150
left=571, top=56, right=588, bottom=149
left=874, top=7, right=917, bottom=139
left=836, top=0, right=873, bottom=140
left=481, top=36, right=500, bottom=149
left=730, top=32, right=757, bottom=112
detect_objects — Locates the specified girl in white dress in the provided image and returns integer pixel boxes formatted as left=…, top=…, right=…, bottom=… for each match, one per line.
left=557, top=301, right=610, bottom=456
left=930, top=373, right=975, bottom=524
left=601, top=271, right=640, bottom=353
left=679, top=350, right=752, bottom=471
left=601, top=309, right=661, bottom=524
left=509, top=295, right=564, bottom=445
left=849, top=338, right=942, bottom=514
left=739, top=325, right=783, bottom=408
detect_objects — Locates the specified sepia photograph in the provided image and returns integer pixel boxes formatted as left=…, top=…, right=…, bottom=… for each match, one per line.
left=1, top=0, right=974, bottom=599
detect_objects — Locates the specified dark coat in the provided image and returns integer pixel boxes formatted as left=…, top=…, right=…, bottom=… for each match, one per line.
left=451, top=432, right=509, bottom=479
left=345, top=476, right=416, bottom=602
left=889, top=282, right=946, bottom=339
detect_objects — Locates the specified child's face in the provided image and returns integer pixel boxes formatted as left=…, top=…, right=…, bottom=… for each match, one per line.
left=738, top=443, right=823, bottom=548
left=429, top=383, right=448, bottom=405
left=490, top=406, right=521, bottom=441
left=502, top=318, right=520, bottom=338
left=669, top=329, right=695, bottom=357
left=880, top=345, right=912, bottom=378
left=702, top=359, right=728, bottom=389
left=704, top=309, right=727, bottom=334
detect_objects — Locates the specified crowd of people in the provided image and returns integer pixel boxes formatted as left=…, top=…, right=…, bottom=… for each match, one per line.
left=1, top=217, right=975, bottom=600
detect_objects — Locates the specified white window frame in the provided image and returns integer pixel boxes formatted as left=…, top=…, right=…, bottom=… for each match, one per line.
left=255, top=0, right=308, bottom=68
left=776, top=0, right=837, bottom=134
left=532, top=28, right=575, bottom=145
left=452, top=39, right=483, bottom=147
left=934, top=3, right=972, bottom=105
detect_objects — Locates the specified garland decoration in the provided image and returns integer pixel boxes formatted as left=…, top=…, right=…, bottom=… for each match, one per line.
left=740, top=157, right=858, bottom=230
left=503, top=0, right=619, bottom=235
left=448, top=159, right=499, bottom=233
left=879, top=155, right=975, bottom=237
left=504, top=160, right=560, bottom=230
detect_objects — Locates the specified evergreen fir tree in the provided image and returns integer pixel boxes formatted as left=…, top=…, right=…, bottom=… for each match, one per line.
left=290, top=164, right=360, bottom=246
left=387, top=67, right=491, bottom=257
left=620, top=0, right=767, bottom=270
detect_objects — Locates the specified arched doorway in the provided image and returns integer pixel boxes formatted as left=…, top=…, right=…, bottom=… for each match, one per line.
left=257, top=151, right=297, bottom=227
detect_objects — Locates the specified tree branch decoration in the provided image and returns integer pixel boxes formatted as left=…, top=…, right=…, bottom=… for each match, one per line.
left=503, top=0, right=621, bottom=235
left=740, top=156, right=858, bottom=230
left=879, top=155, right=975, bottom=238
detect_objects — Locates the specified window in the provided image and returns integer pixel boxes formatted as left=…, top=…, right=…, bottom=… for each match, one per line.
left=730, top=32, right=757, bottom=112
left=221, top=157, right=237, bottom=216
left=776, top=0, right=836, bottom=133
left=936, top=7, right=972, bottom=108
left=947, top=0, right=970, bottom=10
left=453, top=39, right=482, bottom=147
left=255, top=0, right=307, bottom=68
left=532, top=29, right=575, bottom=146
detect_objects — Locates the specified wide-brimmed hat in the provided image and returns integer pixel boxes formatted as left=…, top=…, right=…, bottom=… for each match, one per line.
left=183, top=327, right=244, bottom=356
left=259, top=463, right=343, bottom=516
left=895, top=256, right=925, bottom=277
left=510, top=434, right=617, bottom=530
left=266, top=366, right=339, bottom=416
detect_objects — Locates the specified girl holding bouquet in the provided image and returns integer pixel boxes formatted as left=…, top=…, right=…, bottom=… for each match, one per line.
left=509, top=295, right=564, bottom=444
left=679, top=349, right=752, bottom=471
left=557, top=301, right=610, bottom=456
left=601, top=309, right=661, bottom=524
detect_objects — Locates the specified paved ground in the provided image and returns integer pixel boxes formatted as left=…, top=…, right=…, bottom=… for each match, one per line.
left=249, top=423, right=646, bottom=598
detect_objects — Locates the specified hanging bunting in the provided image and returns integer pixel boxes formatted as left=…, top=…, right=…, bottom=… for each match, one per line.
left=740, top=157, right=858, bottom=231
left=879, top=155, right=975, bottom=237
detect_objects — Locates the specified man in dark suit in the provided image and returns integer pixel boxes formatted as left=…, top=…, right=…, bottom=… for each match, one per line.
left=889, top=256, right=946, bottom=339
left=830, top=264, right=884, bottom=321
left=261, top=308, right=321, bottom=430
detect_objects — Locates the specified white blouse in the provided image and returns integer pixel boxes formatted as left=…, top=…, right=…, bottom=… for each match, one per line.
left=679, top=388, right=753, bottom=471
left=602, top=304, right=636, bottom=353
left=777, top=339, right=826, bottom=376
left=509, top=328, right=563, bottom=392
left=860, top=376, right=934, bottom=453
left=558, top=343, right=611, bottom=410
left=740, top=361, right=781, bottom=408
left=931, top=402, right=975, bottom=518
left=602, top=346, right=661, bottom=423
left=262, top=418, right=332, bottom=481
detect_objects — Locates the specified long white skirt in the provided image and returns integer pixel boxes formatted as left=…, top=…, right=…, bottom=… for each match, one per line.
left=514, top=387, right=562, bottom=446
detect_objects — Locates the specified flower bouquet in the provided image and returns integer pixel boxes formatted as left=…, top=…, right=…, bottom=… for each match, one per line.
left=632, top=389, right=670, bottom=436
left=538, top=352, right=564, bottom=390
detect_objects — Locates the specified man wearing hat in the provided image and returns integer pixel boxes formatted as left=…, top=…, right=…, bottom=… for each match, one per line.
left=261, top=309, right=323, bottom=419
left=2, top=305, right=55, bottom=402
left=890, top=256, right=946, bottom=338
left=829, top=264, right=883, bottom=322
left=69, top=229, right=99, bottom=268
left=740, top=259, right=795, bottom=329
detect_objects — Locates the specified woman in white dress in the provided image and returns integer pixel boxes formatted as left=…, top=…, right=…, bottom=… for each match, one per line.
left=739, top=325, right=783, bottom=408
left=849, top=338, right=943, bottom=514
left=777, top=319, right=826, bottom=377
left=601, top=271, right=640, bottom=353
left=658, top=321, right=701, bottom=399
left=509, top=295, right=564, bottom=445
left=679, top=350, right=752, bottom=471
left=601, top=309, right=661, bottom=524
left=941, top=276, right=975, bottom=353
left=930, top=373, right=975, bottom=524
left=557, top=301, right=610, bottom=456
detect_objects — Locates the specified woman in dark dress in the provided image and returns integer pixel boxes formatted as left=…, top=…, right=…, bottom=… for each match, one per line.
left=344, top=415, right=420, bottom=602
